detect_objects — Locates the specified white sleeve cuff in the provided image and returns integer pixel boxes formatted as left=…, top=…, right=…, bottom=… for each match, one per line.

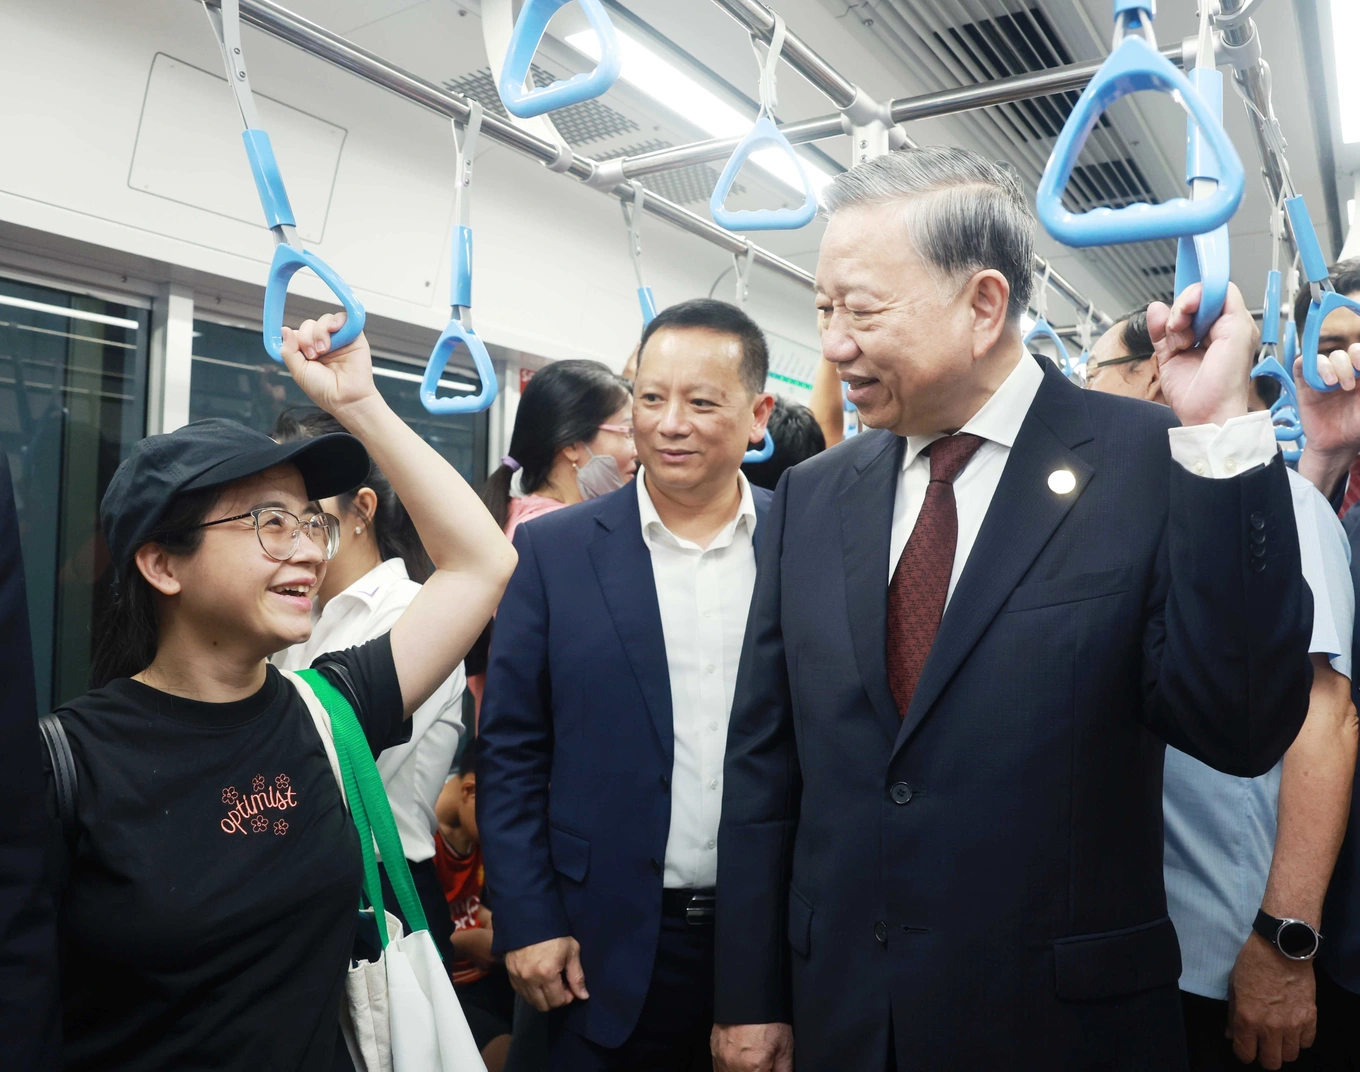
left=1168, top=411, right=1278, bottom=478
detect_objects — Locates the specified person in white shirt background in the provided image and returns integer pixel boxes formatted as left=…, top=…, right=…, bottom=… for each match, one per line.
left=272, top=406, right=466, bottom=966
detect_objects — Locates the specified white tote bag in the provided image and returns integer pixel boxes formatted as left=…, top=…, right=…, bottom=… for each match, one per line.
left=286, top=669, right=486, bottom=1072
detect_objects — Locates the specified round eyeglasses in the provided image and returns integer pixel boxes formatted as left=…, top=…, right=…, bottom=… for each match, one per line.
left=198, top=507, right=342, bottom=562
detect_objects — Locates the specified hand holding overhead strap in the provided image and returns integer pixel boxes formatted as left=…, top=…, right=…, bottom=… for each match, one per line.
left=1286, top=194, right=1360, bottom=395
left=710, top=14, right=818, bottom=233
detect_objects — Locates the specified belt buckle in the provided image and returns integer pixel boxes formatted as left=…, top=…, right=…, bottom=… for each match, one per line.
left=685, top=894, right=716, bottom=926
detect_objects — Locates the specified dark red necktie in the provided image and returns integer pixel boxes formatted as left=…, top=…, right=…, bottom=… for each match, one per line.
left=887, top=433, right=985, bottom=718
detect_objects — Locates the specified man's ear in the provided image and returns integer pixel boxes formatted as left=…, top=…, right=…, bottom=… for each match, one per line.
left=461, top=774, right=476, bottom=801
left=967, top=270, right=1011, bottom=357
left=1143, top=361, right=1163, bottom=402
left=134, top=542, right=183, bottom=597
left=351, top=487, right=379, bottom=528
left=751, top=391, right=776, bottom=442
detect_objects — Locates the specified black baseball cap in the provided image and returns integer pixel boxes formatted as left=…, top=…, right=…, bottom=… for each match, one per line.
left=101, top=417, right=370, bottom=568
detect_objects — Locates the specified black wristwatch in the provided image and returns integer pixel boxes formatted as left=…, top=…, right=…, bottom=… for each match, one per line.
left=1253, top=909, right=1322, bottom=961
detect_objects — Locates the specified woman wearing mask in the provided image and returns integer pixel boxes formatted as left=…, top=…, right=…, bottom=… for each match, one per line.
left=43, top=313, right=516, bottom=1072
left=271, top=406, right=466, bottom=969
left=482, top=359, right=636, bottom=541
left=464, top=360, right=635, bottom=719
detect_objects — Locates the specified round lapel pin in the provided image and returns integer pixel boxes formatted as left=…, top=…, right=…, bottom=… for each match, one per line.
left=1048, top=469, right=1076, bottom=494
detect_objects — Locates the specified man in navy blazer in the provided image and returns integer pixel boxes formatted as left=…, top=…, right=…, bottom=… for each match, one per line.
left=479, top=299, right=775, bottom=1069
left=711, top=148, right=1313, bottom=1072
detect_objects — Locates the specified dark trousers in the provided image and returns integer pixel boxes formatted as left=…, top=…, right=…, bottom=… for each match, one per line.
left=548, top=916, right=714, bottom=1072
left=378, top=856, right=456, bottom=966
left=1314, top=968, right=1360, bottom=1070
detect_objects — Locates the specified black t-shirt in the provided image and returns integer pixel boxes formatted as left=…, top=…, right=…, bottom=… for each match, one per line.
left=45, top=636, right=410, bottom=1072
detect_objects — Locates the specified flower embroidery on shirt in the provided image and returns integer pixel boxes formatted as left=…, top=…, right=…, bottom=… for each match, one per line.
left=220, top=774, right=299, bottom=836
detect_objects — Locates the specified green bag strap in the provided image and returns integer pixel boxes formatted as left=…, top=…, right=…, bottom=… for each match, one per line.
left=295, top=668, right=430, bottom=946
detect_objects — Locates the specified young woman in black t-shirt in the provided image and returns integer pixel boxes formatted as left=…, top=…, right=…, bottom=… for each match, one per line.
left=44, top=312, right=517, bottom=1072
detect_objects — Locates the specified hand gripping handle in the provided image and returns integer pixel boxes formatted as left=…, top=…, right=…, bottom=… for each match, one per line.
left=1024, top=317, right=1072, bottom=374
left=498, top=0, right=622, bottom=119
left=421, top=323, right=499, bottom=415
left=262, top=244, right=366, bottom=363
left=1036, top=36, right=1244, bottom=247
left=743, top=430, right=775, bottom=464
left=710, top=116, right=819, bottom=232
left=1302, top=290, right=1360, bottom=395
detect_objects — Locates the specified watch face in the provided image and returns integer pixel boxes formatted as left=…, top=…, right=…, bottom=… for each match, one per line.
left=1277, top=920, right=1320, bottom=959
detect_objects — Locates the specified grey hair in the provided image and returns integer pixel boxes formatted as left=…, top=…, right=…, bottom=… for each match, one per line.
left=821, top=146, right=1035, bottom=319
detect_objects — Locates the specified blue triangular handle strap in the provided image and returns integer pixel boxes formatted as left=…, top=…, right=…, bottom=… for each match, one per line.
left=1284, top=319, right=1298, bottom=369
left=743, top=430, right=775, bottom=464
left=498, top=0, right=622, bottom=119
left=1024, top=317, right=1071, bottom=372
left=422, top=319, right=499, bottom=415
left=638, top=287, right=658, bottom=328
left=711, top=116, right=819, bottom=233
left=1173, top=67, right=1230, bottom=344
left=1036, top=36, right=1244, bottom=247
left=294, top=668, right=430, bottom=950
left=261, top=244, right=366, bottom=364
left=1286, top=194, right=1354, bottom=395
left=1261, top=269, right=1282, bottom=346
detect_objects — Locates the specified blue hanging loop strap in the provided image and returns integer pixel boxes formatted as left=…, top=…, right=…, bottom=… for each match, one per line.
left=1173, top=0, right=1231, bottom=343
left=711, top=14, right=819, bottom=233
left=201, top=0, right=366, bottom=363
left=1286, top=194, right=1360, bottom=395
left=421, top=102, right=500, bottom=416
left=729, top=245, right=774, bottom=463
left=622, top=182, right=658, bottom=329
left=498, top=0, right=622, bottom=119
left=1023, top=265, right=1072, bottom=374
left=1036, top=0, right=1244, bottom=248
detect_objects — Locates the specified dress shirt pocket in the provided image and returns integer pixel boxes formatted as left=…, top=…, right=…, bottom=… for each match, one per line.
left=548, top=823, right=590, bottom=883
left=1003, top=567, right=1133, bottom=614
left=787, top=884, right=814, bottom=958
left=1051, top=916, right=1181, bottom=1001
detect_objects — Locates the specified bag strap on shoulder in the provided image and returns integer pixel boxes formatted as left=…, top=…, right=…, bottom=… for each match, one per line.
left=39, top=712, right=78, bottom=847
left=293, top=667, right=431, bottom=949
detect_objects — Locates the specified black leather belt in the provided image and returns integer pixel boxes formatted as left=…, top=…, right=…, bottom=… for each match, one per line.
left=662, top=888, right=716, bottom=926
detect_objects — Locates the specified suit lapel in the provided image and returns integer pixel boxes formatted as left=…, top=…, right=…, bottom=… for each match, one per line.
left=587, top=488, right=675, bottom=764
left=894, top=363, right=1095, bottom=755
left=840, top=431, right=907, bottom=742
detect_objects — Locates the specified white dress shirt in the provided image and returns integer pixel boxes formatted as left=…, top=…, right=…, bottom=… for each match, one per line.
left=273, top=557, right=466, bottom=863
left=889, top=352, right=1280, bottom=598
left=637, top=471, right=758, bottom=890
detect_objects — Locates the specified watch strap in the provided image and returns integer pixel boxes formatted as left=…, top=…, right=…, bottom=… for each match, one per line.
left=1253, top=908, right=1321, bottom=960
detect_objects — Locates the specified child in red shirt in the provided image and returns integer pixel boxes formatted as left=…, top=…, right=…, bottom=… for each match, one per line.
left=434, top=738, right=513, bottom=1071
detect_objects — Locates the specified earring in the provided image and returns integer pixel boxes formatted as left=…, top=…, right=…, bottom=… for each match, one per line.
left=354, top=526, right=362, bottom=536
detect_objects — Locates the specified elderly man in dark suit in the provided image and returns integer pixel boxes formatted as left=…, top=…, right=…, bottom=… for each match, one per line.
left=711, top=146, right=1312, bottom=1072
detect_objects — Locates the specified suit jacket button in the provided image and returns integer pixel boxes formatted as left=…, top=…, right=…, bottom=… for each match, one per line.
left=650, top=858, right=663, bottom=876
left=874, top=920, right=888, bottom=944
left=890, top=782, right=914, bottom=805
left=1250, top=513, right=1266, bottom=530
left=1252, top=560, right=1267, bottom=573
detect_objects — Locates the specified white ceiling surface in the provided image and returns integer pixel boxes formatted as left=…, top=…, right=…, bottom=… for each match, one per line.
left=290, top=0, right=1328, bottom=332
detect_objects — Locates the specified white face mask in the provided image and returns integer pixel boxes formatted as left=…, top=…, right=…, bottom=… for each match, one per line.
left=576, top=447, right=627, bottom=500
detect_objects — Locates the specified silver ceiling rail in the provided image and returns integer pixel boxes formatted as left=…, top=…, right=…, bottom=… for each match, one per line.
left=202, top=0, right=817, bottom=290
left=615, top=43, right=1191, bottom=182
left=1037, top=254, right=1114, bottom=329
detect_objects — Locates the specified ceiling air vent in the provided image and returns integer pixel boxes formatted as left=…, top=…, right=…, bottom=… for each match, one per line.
left=932, top=8, right=1106, bottom=142
left=443, top=67, right=639, bottom=145
left=1065, top=157, right=1156, bottom=211
left=600, top=139, right=740, bottom=206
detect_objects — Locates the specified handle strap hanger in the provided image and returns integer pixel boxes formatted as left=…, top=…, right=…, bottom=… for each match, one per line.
left=420, top=100, right=499, bottom=415
left=497, top=0, right=623, bottom=120
left=200, top=0, right=366, bottom=361
left=734, top=244, right=755, bottom=307
left=622, top=181, right=658, bottom=327
left=710, top=13, right=818, bottom=233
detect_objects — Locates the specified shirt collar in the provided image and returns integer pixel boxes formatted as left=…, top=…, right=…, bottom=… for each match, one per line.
left=902, top=351, right=1045, bottom=471
left=327, top=556, right=409, bottom=609
left=636, top=469, right=757, bottom=549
